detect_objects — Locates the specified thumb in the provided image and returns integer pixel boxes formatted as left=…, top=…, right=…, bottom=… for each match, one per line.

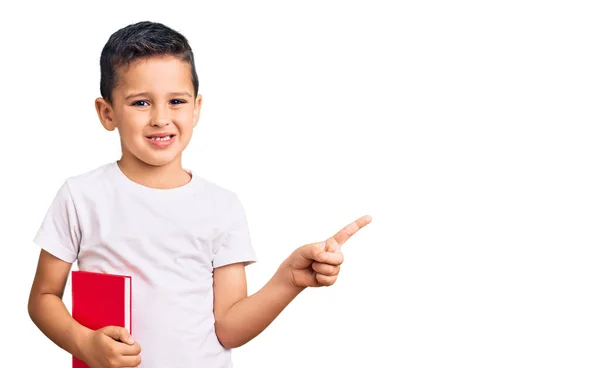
left=103, top=326, right=134, bottom=344
left=300, top=242, right=326, bottom=261
left=290, top=243, right=324, bottom=269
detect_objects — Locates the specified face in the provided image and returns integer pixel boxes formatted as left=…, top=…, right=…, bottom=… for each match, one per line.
left=95, top=55, right=202, bottom=168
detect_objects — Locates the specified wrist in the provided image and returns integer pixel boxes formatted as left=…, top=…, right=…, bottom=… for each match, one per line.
left=274, top=260, right=305, bottom=295
left=71, top=322, right=93, bottom=361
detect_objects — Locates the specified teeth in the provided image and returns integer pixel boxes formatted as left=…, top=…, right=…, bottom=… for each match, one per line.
left=150, top=136, right=172, bottom=141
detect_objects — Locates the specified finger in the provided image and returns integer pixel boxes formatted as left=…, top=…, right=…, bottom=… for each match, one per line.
left=316, top=273, right=337, bottom=286
left=312, top=262, right=340, bottom=276
left=297, top=243, right=324, bottom=264
left=119, top=342, right=142, bottom=356
left=290, top=244, right=326, bottom=271
left=119, top=354, right=142, bottom=367
left=103, top=326, right=135, bottom=344
left=326, top=215, right=372, bottom=251
left=314, top=251, right=344, bottom=266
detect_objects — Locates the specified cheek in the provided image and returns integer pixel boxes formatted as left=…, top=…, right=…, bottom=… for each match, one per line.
left=118, top=111, right=149, bottom=134
left=174, top=108, right=196, bottom=130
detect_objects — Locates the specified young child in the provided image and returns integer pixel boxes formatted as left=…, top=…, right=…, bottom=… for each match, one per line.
left=27, top=21, right=371, bottom=368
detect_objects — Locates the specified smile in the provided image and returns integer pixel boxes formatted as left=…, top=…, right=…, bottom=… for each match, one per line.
left=146, top=134, right=176, bottom=148
left=148, top=135, right=174, bottom=141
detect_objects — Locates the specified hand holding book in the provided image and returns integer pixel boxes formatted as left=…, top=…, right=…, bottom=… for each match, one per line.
left=79, top=326, right=141, bottom=368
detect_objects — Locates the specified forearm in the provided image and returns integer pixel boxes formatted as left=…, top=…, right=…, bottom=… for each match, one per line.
left=215, top=272, right=303, bottom=348
left=28, top=293, right=92, bottom=360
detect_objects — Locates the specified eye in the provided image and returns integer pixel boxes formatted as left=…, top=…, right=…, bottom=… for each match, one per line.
left=132, top=100, right=149, bottom=107
left=170, top=99, right=186, bottom=105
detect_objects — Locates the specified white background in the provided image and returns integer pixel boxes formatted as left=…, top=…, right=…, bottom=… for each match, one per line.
left=1, top=0, right=599, bottom=367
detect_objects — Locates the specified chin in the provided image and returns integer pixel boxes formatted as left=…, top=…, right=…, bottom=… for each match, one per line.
left=123, top=139, right=187, bottom=167
left=137, top=151, right=181, bottom=167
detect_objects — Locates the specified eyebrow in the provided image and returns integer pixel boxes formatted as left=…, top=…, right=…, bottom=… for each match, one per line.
left=124, top=92, right=193, bottom=100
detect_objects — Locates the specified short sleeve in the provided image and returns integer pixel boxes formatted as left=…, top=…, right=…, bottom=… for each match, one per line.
left=212, top=194, right=257, bottom=268
left=33, top=181, right=81, bottom=263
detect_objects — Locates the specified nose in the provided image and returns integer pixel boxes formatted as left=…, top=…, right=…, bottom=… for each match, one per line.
left=151, top=105, right=170, bottom=127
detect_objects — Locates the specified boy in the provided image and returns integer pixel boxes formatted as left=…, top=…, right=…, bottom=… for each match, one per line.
left=27, top=21, right=371, bottom=368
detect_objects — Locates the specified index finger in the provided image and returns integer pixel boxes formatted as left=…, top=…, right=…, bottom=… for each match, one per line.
left=326, top=215, right=372, bottom=251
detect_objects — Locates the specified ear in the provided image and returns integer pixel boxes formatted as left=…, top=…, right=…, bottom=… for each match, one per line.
left=95, top=97, right=117, bottom=131
left=192, top=94, right=202, bottom=128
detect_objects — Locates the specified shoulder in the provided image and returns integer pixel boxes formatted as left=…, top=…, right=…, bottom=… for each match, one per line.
left=60, top=162, right=118, bottom=198
left=66, top=162, right=115, bottom=183
left=191, top=174, right=246, bottom=214
left=196, top=176, right=238, bottom=199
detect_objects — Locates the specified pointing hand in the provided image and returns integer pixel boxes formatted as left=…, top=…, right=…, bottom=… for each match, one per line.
left=281, top=215, right=372, bottom=288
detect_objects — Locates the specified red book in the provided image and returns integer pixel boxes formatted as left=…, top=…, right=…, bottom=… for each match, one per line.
left=71, top=270, right=132, bottom=368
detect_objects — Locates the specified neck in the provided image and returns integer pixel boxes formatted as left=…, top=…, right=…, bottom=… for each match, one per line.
left=117, top=154, right=191, bottom=190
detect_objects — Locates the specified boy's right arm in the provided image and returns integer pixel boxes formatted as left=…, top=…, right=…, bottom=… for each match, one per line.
left=28, top=249, right=141, bottom=368
left=28, top=249, right=92, bottom=360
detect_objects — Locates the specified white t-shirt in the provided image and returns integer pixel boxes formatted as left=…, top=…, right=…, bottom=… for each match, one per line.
left=33, top=161, right=257, bottom=368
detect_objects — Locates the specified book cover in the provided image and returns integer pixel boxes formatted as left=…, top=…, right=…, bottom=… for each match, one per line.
left=71, top=270, right=132, bottom=368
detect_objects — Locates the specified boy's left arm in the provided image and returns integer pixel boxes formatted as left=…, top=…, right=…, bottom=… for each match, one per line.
left=213, top=215, right=371, bottom=349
